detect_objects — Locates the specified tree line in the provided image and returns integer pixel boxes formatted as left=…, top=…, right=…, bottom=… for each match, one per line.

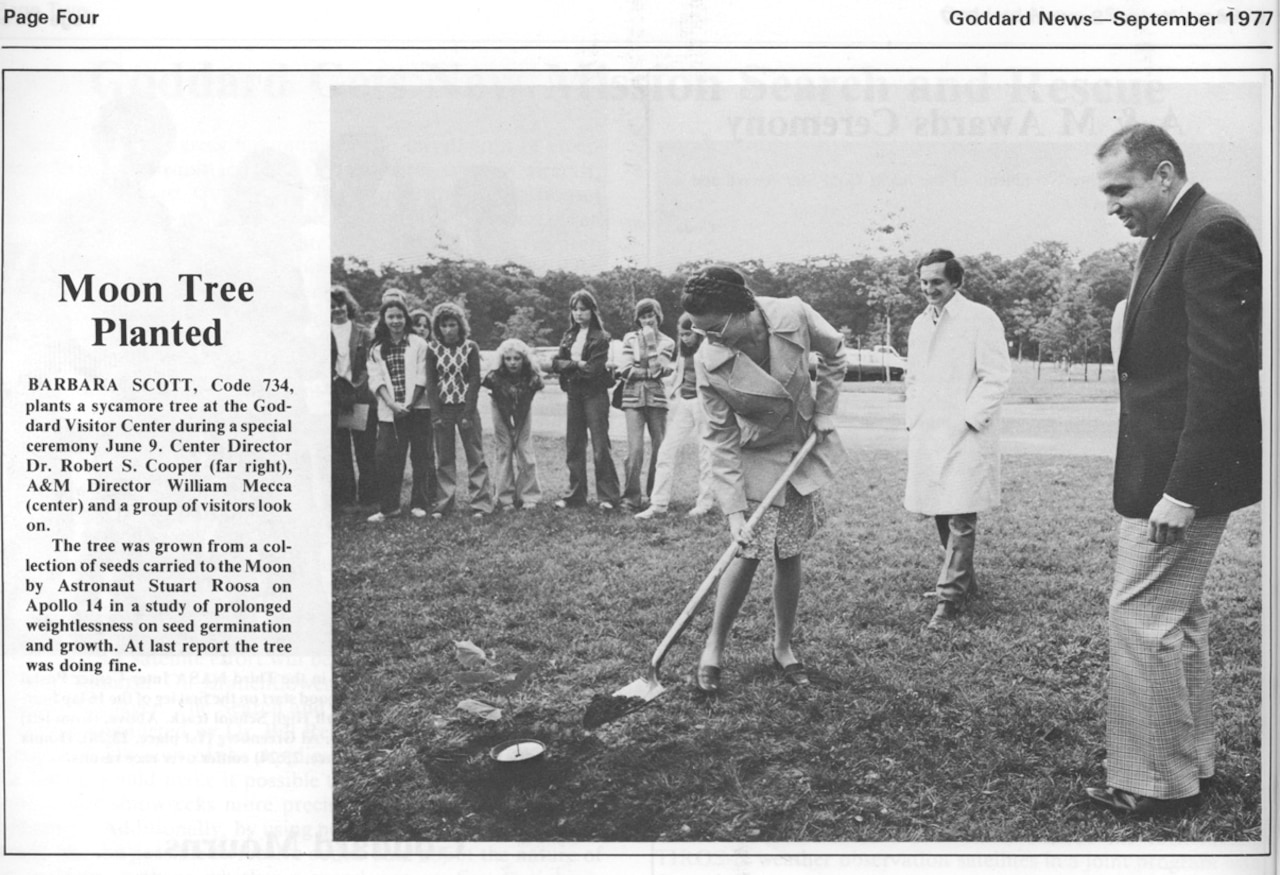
left=332, top=239, right=1137, bottom=369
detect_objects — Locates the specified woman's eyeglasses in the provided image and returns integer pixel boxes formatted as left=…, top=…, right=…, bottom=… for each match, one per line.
left=690, top=313, right=735, bottom=344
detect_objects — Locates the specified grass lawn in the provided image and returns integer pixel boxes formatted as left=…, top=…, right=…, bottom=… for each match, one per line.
left=1004, top=357, right=1120, bottom=401
left=843, top=359, right=1118, bottom=403
left=332, top=438, right=1262, bottom=843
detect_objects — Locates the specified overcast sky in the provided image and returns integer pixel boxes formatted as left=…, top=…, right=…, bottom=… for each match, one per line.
left=332, top=76, right=1267, bottom=275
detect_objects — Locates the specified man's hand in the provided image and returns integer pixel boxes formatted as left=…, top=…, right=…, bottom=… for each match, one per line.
left=812, top=412, right=837, bottom=442
left=1148, top=496, right=1196, bottom=545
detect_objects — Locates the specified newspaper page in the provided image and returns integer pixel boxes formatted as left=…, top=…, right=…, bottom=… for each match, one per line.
left=1, top=2, right=1274, bottom=873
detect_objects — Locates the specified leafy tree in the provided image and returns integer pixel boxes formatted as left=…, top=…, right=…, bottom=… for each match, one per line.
left=774, top=256, right=853, bottom=331
left=1076, top=243, right=1138, bottom=364
left=1038, top=280, right=1105, bottom=379
left=1077, top=244, right=1136, bottom=311
left=961, top=253, right=1013, bottom=312
left=735, top=259, right=784, bottom=297
left=330, top=255, right=349, bottom=287
left=330, top=256, right=383, bottom=321
left=419, top=258, right=528, bottom=347
left=333, top=231, right=1139, bottom=361
left=866, top=255, right=918, bottom=354
left=860, top=215, right=916, bottom=361
left=536, top=269, right=589, bottom=339
left=495, top=305, right=550, bottom=345
left=591, top=265, right=649, bottom=336
left=1006, top=241, right=1077, bottom=364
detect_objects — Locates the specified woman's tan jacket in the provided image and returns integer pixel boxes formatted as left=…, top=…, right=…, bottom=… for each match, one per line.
left=695, top=296, right=847, bottom=515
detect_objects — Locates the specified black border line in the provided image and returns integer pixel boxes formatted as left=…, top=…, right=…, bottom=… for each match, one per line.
left=0, top=44, right=1273, bottom=50
left=1, top=65, right=6, bottom=861
left=0, top=63, right=1274, bottom=860
left=0, top=67, right=1274, bottom=73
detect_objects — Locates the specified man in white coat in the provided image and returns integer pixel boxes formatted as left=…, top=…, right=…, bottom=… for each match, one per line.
left=904, top=249, right=1011, bottom=631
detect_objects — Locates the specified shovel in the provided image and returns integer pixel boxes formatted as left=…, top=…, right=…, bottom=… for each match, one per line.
left=591, top=433, right=820, bottom=724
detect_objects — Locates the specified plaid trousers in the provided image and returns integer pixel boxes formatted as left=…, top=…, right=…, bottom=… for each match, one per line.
left=1106, top=513, right=1229, bottom=799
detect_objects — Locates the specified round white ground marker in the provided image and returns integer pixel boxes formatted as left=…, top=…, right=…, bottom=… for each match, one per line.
left=489, top=739, right=547, bottom=763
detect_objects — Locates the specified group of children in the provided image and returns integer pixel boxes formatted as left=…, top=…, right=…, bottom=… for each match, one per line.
left=331, top=283, right=715, bottom=523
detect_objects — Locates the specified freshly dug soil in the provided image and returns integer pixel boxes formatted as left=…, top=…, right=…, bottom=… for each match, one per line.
left=582, top=693, right=649, bottom=729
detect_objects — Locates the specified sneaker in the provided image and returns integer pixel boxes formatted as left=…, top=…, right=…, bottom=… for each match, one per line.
left=501, top=505, right=517, bottom=513
left=472, top=511, right=488, bottom=519
left=522, top=503, right=538, bottom=511
left=553, top=499, right=569, bottom=510
left=430, top=512, right=444, bottom=520
left=635, top=506, right=668, bottom=520
left=599, top=501, right=615, bottom=512
left=410, top=507, right=428, bottom=518
left=366, top=512, right=388, bottom=523
left=687, top=505, right=713, bottom=518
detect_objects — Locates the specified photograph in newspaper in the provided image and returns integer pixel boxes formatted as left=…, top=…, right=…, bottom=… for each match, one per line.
left=329, top=76, right=1267, bottom=843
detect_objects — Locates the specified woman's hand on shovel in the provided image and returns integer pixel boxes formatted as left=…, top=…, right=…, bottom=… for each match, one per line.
left=728, top=511, right=754, bottom=548
left=813, top=412, right=837, bottom=442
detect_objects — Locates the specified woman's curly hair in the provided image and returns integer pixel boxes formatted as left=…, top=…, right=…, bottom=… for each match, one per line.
left=680, top=265, right=757, bottom=316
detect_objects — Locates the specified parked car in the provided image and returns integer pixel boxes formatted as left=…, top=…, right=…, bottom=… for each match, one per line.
left=810, top=345, right=907, bottom=381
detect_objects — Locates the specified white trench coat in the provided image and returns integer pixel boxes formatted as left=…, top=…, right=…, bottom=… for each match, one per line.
left=903, top=292, right=1011, bottom=515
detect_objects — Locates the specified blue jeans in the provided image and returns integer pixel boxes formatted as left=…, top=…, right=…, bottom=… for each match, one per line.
left=433, top=404, right=495, bottom=515
left=408, top=410, right=437, bottom=511
left=622, top=405, right=667, bottom=507
left=375, top=411, right=432, bottom=516
left=492, top=400, right=542, bottom=509
left=333, top=403, right=377, bottom=506
left=563, top=389, right=620, bottom=505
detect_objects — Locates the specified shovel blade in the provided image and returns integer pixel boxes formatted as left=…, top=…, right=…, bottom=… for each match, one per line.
left=613, top=676, right=665, bottom=702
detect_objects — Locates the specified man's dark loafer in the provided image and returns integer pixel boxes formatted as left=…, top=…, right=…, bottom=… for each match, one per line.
left=771, top=652, right=811, bottom=686
left=925, top=600, right=961, bottom=632
left=1085, top=786, right=1200, bottom=818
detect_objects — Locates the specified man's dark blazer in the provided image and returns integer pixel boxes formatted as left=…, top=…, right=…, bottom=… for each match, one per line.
left=1114, top=183, right=1262, bottom=518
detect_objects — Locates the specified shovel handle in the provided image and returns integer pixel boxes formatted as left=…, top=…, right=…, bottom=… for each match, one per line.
left=647, top=432, right=820, bottom=679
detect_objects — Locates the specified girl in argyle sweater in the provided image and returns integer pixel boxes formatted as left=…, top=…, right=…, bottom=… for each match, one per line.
left=425, top=301, right=495, bottom=518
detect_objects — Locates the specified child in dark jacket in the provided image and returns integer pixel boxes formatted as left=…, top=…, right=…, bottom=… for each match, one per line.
left=425, top=301, right=495, bottom=518
left=550, top=287, right=622, bottom=509
left=482, top=338, right=544, bottom=510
